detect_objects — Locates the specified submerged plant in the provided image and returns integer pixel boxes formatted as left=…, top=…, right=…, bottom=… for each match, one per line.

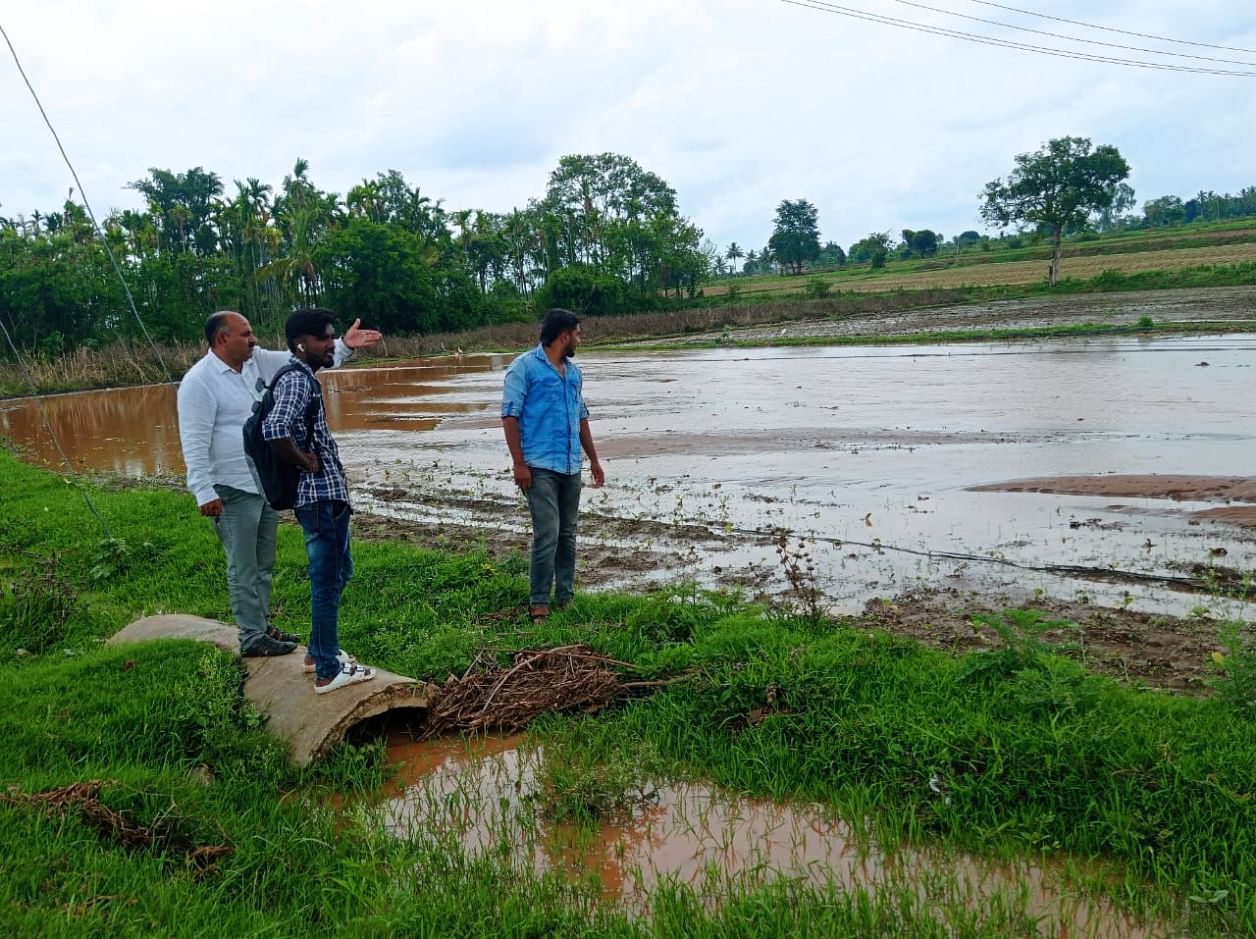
left=772, top=529, right=824, bottom=624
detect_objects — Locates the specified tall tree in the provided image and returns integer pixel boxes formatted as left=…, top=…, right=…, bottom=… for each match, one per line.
left=980, top=137, right=1130, bottom=286
left=725, top=242, right=744, bottom=276
left=767, top=199, right=820, bottom=275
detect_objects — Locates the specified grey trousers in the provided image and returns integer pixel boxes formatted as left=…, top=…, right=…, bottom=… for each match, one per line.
left=212, top=484, right=278, bottom=648
left=523, top=467, right=582, bottom=608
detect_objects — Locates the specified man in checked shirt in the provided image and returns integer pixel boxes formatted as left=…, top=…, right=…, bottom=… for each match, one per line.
left=262, top=308, right=376, bottom=694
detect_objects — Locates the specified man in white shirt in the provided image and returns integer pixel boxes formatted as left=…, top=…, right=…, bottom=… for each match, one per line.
left=177, top=310, right=381, bottom=656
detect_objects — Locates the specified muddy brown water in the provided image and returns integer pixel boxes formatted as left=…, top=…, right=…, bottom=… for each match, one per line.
left=2, top=336, right=1254, bottom=620
left=362, top=734, right=1164, bottom=934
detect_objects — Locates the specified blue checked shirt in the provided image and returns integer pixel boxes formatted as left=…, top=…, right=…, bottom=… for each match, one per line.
left=261, top=358, right=350, bottom=508
left=501, top=344, right=590, bottom=475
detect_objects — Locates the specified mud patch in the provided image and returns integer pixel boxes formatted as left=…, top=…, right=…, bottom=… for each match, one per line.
left=1191, top=506, right=1256, bottom=529
left=973, top=474, right=1256, bottom=503
left=349, top=503, right=670, bottom=590
left=862, top=589, right=1225, bottom=692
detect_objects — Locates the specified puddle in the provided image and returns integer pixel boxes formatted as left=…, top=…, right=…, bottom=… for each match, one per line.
left=363, top=734, right=1165, bottom=935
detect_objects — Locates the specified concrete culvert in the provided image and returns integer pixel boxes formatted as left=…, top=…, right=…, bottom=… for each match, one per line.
left=108, top=614, right=434, bottom=766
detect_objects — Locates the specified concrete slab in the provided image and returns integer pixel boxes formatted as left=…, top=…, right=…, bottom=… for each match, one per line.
left=109, top=614, right=432, bottom=766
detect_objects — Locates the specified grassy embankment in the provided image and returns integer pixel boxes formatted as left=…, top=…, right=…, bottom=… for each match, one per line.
left=2, top=447, right=1255, bottom=936
left=704, top=221, right=1256, bottom=298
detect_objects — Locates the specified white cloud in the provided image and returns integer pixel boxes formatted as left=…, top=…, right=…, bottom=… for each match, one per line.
left=2, top=0, right=1254, bottom=252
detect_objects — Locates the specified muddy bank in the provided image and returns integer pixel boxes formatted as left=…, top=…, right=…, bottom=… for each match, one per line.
left=1192, top=506, right=1256, bottom=529
left=974, top=474, right=1256, bottom=504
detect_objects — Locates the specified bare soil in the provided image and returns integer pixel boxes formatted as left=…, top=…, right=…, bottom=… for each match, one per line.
left=972, top=475, right=1256, bottom=503
left=863, top=589, right=1225, bottom=694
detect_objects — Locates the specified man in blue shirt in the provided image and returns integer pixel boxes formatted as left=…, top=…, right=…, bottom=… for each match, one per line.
left=502, top=309, right=605, bottom=622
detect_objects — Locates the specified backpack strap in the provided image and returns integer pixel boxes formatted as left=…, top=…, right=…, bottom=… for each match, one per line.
left=267, top=363, right=323, bottom=453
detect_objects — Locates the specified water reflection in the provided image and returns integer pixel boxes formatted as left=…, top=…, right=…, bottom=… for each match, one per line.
left=371, top=734, right=1160, bottom=935
left=0, top=353, right=507, bottom=474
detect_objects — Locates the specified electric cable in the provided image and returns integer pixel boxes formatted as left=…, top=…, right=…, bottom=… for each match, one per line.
left=967, top=0, right=1256, bottom=56
left=1, top=19, right=173, bottom=542
left=778, top=0, right=1256, bottom=77
left=890, top=0, right=1256, bottom=68
left=0, top=315, right=113, bottom=539
left=1, top=20, right=174, bottom=384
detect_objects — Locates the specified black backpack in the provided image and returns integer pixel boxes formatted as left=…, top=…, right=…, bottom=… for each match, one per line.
left=242, top=363, right=320, bottom=510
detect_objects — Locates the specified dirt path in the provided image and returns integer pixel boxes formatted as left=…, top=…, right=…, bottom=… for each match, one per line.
left=666, top=285, right=1256, bottom=344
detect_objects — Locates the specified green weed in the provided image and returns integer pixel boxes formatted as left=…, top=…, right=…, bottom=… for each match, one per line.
left=0, top=557, right=78, bottom=654
left=1209, top=624, right=1256, bottom=715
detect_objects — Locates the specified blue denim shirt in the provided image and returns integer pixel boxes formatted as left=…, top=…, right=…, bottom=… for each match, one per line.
left=501, top=344, right=590, bottom=475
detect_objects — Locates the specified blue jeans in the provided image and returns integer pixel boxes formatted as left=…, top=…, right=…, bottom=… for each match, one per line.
left=295, top=500, right=353, bottom=681
left=212, top=485, right=277, bottom=650
left=524, top=468, right=582, bottom=608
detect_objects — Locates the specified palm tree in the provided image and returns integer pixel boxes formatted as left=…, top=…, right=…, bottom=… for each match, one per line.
left=725, top=242, right=744, bottom=277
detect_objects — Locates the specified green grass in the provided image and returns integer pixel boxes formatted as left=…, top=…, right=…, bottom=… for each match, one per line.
left=716, top=220, right=1256, bottom=293
left=1, top=447, right=1254, bottom=935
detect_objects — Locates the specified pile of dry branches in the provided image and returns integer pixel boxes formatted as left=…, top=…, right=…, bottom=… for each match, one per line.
left=2, top=780, right=232, bottom=872
left=419, top=644, right=638, bottom=739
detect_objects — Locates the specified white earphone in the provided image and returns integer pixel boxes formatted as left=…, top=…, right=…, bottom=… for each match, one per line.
left=298, top=343, right=305, bottom=351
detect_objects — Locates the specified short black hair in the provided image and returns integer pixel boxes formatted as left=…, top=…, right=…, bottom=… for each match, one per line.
left=205, top=311, right=233, bottom=347
left=539, top=308, right=581, bottom=346
left=285, top=308, right=337, bottom=352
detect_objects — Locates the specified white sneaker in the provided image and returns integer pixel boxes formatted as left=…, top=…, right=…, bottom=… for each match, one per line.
left=303, top=649, right=356, bottom=674
left=314, top=662, right=375, bottom=694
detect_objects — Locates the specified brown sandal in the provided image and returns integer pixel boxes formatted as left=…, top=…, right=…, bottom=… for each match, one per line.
left=529, top=606, right=550, bottom=623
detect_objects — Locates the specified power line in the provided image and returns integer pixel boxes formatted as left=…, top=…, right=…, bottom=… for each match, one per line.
left=0, top=314, right=114, bottom=539
left=778, top=0, right=1256, bottom=77
left=967, top=0, right=1256, bottom=56
left=1, top=18, right=178, bottom=543
left=890, top=0, right=1256, bottom=68
left=0, top=20, right=174, bottom=384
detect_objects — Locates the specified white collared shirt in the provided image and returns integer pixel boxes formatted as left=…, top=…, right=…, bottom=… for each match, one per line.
left=176, top=341, right=351, bottom=506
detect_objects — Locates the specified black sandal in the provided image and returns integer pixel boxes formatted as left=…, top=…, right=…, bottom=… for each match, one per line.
left=266, top=624, right=301, bottom=644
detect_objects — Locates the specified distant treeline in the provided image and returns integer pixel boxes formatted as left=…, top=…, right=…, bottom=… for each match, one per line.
left=0, top=153, right=710, bottom=356
left=3, top=148, right=1256, bottom=357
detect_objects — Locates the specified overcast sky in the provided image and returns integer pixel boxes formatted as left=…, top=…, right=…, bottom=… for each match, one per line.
left=2, top=1, right=1254, bottom=254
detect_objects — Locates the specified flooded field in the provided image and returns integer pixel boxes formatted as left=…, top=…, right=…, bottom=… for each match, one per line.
left=351, top=732, right=1164, bottom=935
left=2, top=335, right=1254, bottom=628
